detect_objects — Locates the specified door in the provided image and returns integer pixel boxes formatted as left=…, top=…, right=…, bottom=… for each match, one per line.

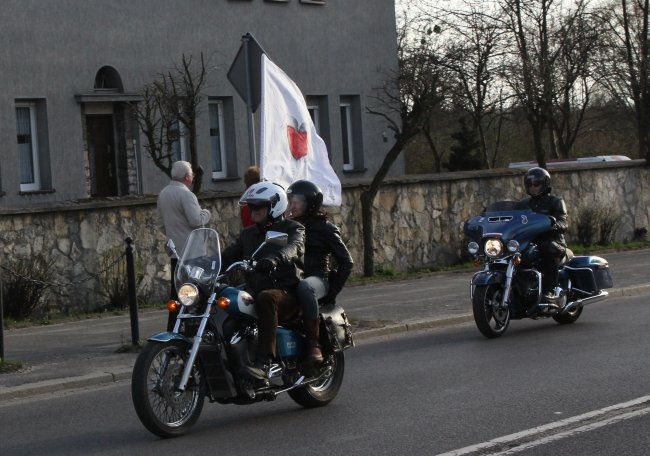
left=86, top=115, right=117, bottom=197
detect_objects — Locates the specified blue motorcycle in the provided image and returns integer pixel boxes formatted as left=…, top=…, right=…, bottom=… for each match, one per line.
left=463, top=200, right=613, bottom=338
left=132, top=228, right=353, bottom=437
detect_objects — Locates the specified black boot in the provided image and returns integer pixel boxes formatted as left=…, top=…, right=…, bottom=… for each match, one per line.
left=304, top=319, right=324, bottom=365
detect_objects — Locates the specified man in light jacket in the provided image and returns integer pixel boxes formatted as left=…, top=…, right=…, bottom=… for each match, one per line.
left=157, top=160, right=211, bottom=329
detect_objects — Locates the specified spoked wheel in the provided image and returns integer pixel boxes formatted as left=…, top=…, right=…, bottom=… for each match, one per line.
left=288, top=352, right=345, bottom=407
left=472, top=284, right=510, bottom=338
left=131, top=340, right=205, bottom=438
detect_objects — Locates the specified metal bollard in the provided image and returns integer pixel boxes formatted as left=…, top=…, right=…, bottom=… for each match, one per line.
left=125, top=237, right=140, bottom=346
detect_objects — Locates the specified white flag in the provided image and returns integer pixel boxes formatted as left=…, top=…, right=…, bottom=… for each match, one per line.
left=260, top=54, right=342, bottom=206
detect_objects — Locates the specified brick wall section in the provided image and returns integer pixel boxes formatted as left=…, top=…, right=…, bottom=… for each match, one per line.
left=0, top=160, right=646, bottom=310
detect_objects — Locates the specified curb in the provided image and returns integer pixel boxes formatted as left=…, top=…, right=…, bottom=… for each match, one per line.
left=1, top=285, right=646, bottom=402
left=0, top=368, right=133, bottom=402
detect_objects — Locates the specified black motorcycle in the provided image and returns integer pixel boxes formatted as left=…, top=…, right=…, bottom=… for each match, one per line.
left=464, top=200, right=613, bottom=338
left=131, top=227, right=353, bottom=437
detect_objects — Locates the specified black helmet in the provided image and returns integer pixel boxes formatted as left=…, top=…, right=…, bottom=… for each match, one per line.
left=524, top=167, right=551, bottom=196
left=287, top=180, right=323, bottom=216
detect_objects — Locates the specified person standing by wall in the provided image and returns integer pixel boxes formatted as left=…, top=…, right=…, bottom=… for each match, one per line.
left=157, top=160, right=212, bottom=330
left=240, top=165, right=261, bottom=228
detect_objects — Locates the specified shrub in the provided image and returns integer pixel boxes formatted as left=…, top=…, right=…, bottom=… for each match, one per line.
left=1, top=255, right=54, bottom=320
left=598, top=207, right=621, bottom=245
left=98, top=246, right=145, bottom=311
left=576, top=207, right=601, bottom=247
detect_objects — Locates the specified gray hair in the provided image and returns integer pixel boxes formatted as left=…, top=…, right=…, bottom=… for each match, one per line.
left=171, top=161, right=192, bottom=180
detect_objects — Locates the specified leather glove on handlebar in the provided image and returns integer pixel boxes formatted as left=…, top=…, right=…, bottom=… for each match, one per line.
left=548, top=216, right=558, bottom=230
left=255, top=257, right=277, bottom=273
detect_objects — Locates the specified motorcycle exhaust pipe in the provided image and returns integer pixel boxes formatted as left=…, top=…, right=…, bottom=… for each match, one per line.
left=561, top=290, right=609, bottom=314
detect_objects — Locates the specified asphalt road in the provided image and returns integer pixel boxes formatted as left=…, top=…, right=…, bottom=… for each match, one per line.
left=1, top=293, right=649, bottom=456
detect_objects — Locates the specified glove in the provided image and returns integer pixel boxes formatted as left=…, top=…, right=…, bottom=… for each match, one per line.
left=548, top=216, right=558, bottom=230
left=255, top=257, right=277, bottom=273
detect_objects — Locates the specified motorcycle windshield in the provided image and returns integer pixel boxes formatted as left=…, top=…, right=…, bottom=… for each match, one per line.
left=175, top=228, right=222, bottom=294
left=464, top=200, right=551, bottom=247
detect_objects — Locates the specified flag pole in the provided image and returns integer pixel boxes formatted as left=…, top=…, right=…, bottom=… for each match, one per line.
left=242, top=33, right=257, bottom=166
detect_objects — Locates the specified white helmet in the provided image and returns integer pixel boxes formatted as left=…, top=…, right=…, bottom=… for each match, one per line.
left=239, top=181, right=288, bottom=222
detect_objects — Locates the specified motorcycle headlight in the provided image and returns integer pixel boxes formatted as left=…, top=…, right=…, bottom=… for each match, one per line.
left=507, top=240, right=520, bottom=253
left=177, top=283, right=199, bottom=307
left=467, top=241, right=479, bottom=255
left=484, top=239, right=503, bottom=258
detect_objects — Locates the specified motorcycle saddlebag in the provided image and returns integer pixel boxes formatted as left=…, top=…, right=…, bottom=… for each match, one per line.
left=565, top=256, right=614, bottom=293
left=320, top=304, right=354, bottom=352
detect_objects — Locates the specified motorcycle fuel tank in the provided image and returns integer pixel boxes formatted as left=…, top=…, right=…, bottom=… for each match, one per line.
left=219, top=287, right=257, bottom=318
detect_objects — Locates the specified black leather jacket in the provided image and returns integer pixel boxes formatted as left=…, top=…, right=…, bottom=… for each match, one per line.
left=296, top=215, right=354, bottom=298
left=519, top=192, right=568, bottom=246
left=221, top=218, right=305, bottom=295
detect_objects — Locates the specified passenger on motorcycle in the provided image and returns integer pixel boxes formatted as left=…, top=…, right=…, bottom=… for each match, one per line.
left=287, top=180, right=354, bottom=366
left=519, top=167, right=569, bottom=305
left=221, top=181, right=305, bottom=380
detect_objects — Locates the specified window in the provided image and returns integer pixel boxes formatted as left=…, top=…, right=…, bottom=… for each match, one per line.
left=16, top=103, right=41, bottom=192
left=339, top=95, right=363, bottom=171
left=170, top=118, right=188, bottom=162
left=209, top=101, right=227, bottom=179
left=307, top=104, right=320, bottom=133
left=340, top=103, right=354, bottom=170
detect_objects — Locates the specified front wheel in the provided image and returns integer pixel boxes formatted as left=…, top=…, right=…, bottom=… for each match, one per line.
left=288, top=352, right=345, bottom=407
left=472, top=284, right=510, bottom=338
left=131, top=340, right=206, bottom=438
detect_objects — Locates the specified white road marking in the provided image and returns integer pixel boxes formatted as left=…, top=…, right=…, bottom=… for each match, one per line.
left=437, top=395, right=650, bottom=456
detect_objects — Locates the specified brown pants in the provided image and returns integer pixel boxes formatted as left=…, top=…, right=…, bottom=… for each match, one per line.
left=255, top=289, right=299, bottom=359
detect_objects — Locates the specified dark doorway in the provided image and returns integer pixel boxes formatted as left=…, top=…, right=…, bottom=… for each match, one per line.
left=86, top=115, right=117, bottom=197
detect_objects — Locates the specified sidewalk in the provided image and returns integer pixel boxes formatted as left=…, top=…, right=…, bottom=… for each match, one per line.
left=2, top=249, right=649, bottom=401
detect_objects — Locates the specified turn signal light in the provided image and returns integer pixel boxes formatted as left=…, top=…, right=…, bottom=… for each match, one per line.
left=166, top=300, right=179, bottom=312
left=513, top=256, right=522, bottom=266
left=473, top=257, right=481, bottom=267
left=216, top=296, right=230, bottom=309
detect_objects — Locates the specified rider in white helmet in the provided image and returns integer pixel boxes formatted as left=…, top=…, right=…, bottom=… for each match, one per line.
left=221, top=181, right=305, bottom=380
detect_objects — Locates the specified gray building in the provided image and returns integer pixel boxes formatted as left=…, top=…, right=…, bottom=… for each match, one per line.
left=0, top=0, right=400, bottom=209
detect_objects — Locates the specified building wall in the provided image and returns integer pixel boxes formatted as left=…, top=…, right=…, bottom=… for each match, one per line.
left=0, top=0, right=400, bottom=208
left=0, top=161, right=646, bottom=312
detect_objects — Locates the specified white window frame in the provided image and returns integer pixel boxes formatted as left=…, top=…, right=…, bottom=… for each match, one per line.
left=16, top=102, right=41, bottom=192
left=340, top=103, right=354, bottom=171
left=209, top=101, right=227, bottom=179
left=307, top=104, right=320, bottom=133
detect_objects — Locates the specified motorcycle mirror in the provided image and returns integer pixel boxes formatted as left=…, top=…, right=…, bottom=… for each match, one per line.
left=249, top=231, right=289, bottom=260
left=265, top=231, right=288, bottom=246
left=165, top=239, right=178, bottom=258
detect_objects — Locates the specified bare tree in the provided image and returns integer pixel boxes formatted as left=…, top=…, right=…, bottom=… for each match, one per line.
left=423, top=1, right=508, bottom=168
left=598, top=0, right=650, bottom=162
left=363, top=9, right=447, bottom=276
left=133, top=53, right=208, bottom=193
left=498, top=0, right=600, bottom=166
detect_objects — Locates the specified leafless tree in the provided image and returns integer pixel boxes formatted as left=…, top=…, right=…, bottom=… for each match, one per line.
left=363, top=8, right=447, bottom=276
left=133, top=53, right=208, bottom=193
left=598, top=0, right=650, bottom=162
left=498, top=0, right=600, bottom=167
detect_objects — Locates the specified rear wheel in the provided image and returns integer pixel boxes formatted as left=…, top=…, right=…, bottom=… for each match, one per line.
left=288, top=352, right=345, bottom=407
left=131, top=340, right=205, bottom=438
left=472, top=284, right=510, bottom=338
left=553, top=304, right=583, bottom=324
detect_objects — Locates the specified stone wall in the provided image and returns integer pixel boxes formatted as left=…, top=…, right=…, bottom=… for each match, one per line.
left=1, top=160, right=647, bottom=311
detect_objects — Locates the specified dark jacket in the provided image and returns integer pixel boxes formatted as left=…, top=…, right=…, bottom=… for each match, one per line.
left=520, top=193, right=568, bottom=246
left=221, top=218, right=305, bottom=295
left=296, top=215, right=354, bottom=298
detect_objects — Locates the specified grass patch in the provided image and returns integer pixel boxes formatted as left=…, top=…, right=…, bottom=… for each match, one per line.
left=0, top=359, right=24, bottom=374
